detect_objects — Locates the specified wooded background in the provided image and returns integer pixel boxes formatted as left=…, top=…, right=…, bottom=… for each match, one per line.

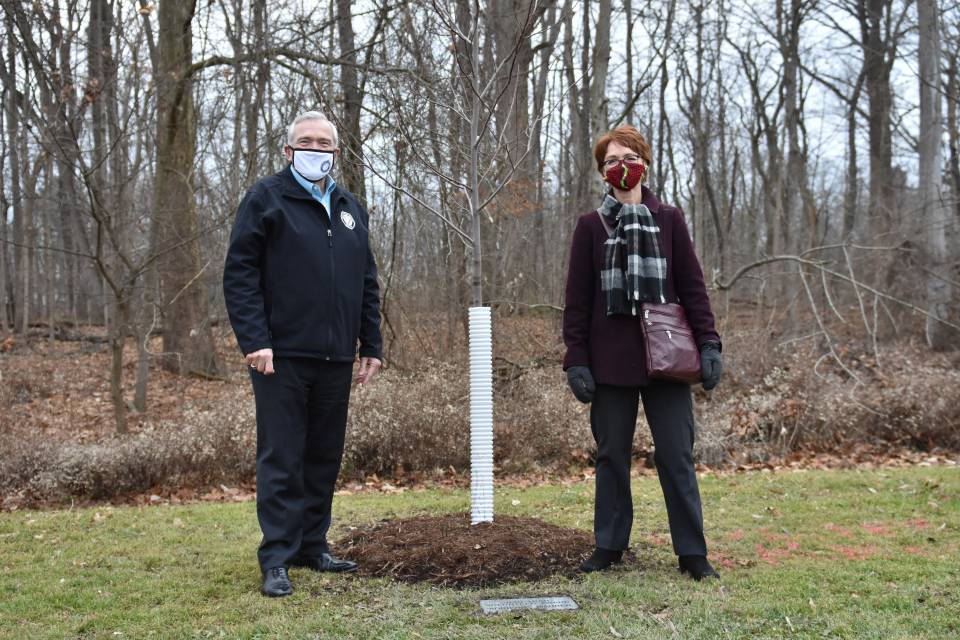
left=1, top=0, right=958, bottom=433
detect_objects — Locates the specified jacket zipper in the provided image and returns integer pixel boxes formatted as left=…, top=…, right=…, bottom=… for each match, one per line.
left=327, top=223, right=335, bottom=357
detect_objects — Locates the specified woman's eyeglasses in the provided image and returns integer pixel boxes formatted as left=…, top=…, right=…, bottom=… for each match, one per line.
left=603, top=155, right=642, bottom=169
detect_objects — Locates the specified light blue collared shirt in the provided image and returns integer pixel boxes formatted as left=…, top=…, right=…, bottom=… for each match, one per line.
left=290, top=166, right=336, bottom=220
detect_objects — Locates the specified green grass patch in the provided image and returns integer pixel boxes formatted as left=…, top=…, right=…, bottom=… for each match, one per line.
left=1, top=466, right=958, bottom=639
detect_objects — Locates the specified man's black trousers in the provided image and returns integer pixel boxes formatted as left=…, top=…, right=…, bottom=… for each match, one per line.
left=590, top=380, right=707, bottom=556
left=249, top=358, right=353, bottom=571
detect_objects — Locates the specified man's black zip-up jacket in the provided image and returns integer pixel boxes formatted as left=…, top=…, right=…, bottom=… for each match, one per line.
left=223, top=168, right=383, bottom=362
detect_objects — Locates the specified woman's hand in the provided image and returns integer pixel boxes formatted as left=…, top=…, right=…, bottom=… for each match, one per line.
left=700, top=342, right=723, bottom=390
left=566, top=366, right=596, bottom=403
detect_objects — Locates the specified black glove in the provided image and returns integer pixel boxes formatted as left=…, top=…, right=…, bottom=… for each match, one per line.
left=700, top=341, right=723, bottom=391
left=566, top=366, right=596, bottom=403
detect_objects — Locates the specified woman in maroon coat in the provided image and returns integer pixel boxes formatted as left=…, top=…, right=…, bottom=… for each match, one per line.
left=562, top=126, right=723, bottom=579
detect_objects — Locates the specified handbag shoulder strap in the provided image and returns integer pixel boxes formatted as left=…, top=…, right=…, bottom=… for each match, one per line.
left=595, top=210, right=615, bottom=237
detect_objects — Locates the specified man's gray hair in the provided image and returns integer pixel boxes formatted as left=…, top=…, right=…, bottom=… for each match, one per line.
left=286, top=111, right=339, bottom=148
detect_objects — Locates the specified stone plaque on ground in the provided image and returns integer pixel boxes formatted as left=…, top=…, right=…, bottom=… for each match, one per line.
left=479, top=596, right=579, bottom=614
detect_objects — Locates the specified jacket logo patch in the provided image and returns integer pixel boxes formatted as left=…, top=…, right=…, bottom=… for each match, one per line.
left=340, top=211, right=356, bottom=230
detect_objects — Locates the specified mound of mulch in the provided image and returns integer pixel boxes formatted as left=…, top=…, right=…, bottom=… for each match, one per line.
left=337, top=513, right=600, bottom=588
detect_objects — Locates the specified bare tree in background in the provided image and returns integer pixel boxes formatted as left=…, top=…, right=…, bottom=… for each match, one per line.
left=151, top=0, right=221, bottom=376
left=336, top=0, right=367, bottom=200
left=1, top=0, right=958, bottom=428
left=826, top=0, right=914, bottom=237
left=562, top=0, right=612, bottom=219
left=918, top=0, right=953, bottom=349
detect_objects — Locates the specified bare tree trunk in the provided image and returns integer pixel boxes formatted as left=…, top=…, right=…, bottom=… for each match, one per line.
left=109, top=296, right=130, bottom=433
left=224, top=0, right=248, bottom=197
left=562, top=0, right=589, bottom=216
left=246, top=0, right=267, bottom=184
left=946, top=51, right=960, bottom=223
left=624, top=0, right=634, bottom=124
left=4, top=15, right=24, bottom=333
left=780, top=0, right=818, bottom=251
left=655, top=0, right=676, bottom=195
left=151, top=0, right=220, bottom=376
left=918, top=0, right=953, bottom=349
left=0, top=46, right=9, bottom=332
left=859, top=0, right=899, bottom=236
left=336, top=0, right=366, bottom=201
left=468, top=9, right=483, bottom=306
left=133, top=285, right=152, bottom=413
left=678, top=3, right=726, bottom=271
left=589, top=0, right=612, bottom=137
left=20, top=141, right=37, bottom=333
left=88, top=0, right=110, bottom=202
left=531, top=1, right=561, bottom=294
left=844, top=72, right=865, bottom=239
left=563, top=0, right=610, bottom=217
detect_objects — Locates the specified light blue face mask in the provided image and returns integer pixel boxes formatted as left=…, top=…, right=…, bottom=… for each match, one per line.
left=292, top=149, right=334, bottom=181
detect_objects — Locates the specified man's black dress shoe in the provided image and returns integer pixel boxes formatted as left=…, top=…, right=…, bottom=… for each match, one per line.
left=261, top=566, right=293, bottom=597
left=579, top=547, right=623, bottom=573
left=678, top=555, right=720, bottom=581
left=290, top=552, right=358, bottom=573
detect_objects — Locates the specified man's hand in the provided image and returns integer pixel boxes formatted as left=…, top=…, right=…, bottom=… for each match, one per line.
left=355, top=357, right=382, bottom=385
left=245, top=348, right=275, bottom=375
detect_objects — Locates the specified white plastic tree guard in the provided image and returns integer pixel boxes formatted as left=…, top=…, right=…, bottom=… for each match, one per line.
left=468, top=306, right=494, bottom=524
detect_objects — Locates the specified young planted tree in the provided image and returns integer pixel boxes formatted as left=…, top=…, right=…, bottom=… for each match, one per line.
left=362, top=0, right=558, bottom=522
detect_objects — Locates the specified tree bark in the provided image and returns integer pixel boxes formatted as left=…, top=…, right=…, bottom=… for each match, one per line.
left=858, top=0, right=899, bottom=235
left=946, top=50, right=960, bottom=223
left=109, top=296, right=130, bottom=434
left=246, top=0, right=267, bottom=184
left=654, top=0, right=676, bottom=196
left=0, top=107, right=6, bottom=332
left=589, top=0, right=612, bottom=138
left=4, top=14, right=25, bottom=333
left=843, top=72, right=865, bottom=239
left=917, top=0, right=952, bottom=349
left=336, top=0, right=366, bottom=201
left=151, top=0, right=220, bottom=375
left=781, top=0, right=817, bottom=251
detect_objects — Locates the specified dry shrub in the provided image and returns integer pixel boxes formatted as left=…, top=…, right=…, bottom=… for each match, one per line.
left=493, top=367, right=594, bottom=472
left=0, top=365, right=53, bottom=410
left=808, top=350, right=960, bottom=450
left=343, top=361, right=470, bottom=477
left=345, top=360, right=595, bottom=478
left=701, top=340, right=960, bottom=461
left=2, top=325, right=958, bottom=504
left=0, top=387, right=256, bottom=503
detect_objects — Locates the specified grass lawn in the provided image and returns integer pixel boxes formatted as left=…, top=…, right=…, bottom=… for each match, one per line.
left=1, top=465, right=958, bottom=639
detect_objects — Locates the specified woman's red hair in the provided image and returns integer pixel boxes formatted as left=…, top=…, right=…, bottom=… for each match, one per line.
left=593, top=126, right=653, bottom=174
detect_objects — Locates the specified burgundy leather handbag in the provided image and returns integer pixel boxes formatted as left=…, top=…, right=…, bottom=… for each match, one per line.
left=640, top=302, right=702, bottom=384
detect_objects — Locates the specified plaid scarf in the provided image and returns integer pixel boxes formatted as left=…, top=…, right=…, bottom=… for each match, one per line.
left=597, top=193, right=667, bottom=316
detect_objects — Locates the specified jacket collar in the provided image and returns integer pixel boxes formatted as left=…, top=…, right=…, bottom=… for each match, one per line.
left=640, top=185, right=662, bottom=213
left=276, top=166, right=347, bottom=207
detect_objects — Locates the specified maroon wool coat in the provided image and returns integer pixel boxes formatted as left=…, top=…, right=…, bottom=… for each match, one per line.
left=562, top=186, right=721, bottom=387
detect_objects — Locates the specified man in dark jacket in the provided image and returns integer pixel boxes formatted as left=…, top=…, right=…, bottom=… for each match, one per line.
left=223, top=111, right=382, bottom=597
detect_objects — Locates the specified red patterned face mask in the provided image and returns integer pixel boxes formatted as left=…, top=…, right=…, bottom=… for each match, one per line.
left=604, top=161, right=645, bottom=191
